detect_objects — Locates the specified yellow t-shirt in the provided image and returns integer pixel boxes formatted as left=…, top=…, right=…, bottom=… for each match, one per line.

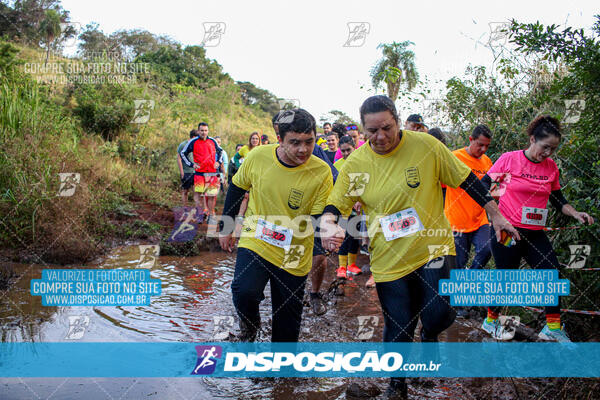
left=238, top=145, right=253, bottom=159
left=333, top=158, right=345, bottom=171
left=233, top=144, right=333, bottom=276
left=444, top=148, right=493, bottom=232
left=327, top=130, right=471, bottom=282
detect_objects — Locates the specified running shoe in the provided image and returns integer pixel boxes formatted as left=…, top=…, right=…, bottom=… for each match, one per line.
left=309, top=292, right=327, bottom=316
left=347, top=263, right=362, bottom=275
left=481, top=319, right=514, bottom=341
left=336, top=266, right=347, bottom=279
left=538, top=324, right=571, bottom=343
left=360, top=244, right=370, bottom=255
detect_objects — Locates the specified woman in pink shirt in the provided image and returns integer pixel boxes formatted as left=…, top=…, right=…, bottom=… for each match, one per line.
left=333, top=124, right=365, bottom=161
left=480, top=115, right=594, bottom=342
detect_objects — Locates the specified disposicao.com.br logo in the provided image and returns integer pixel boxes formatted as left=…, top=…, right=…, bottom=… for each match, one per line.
left=189, top=344, right=442, bottom=376
left=223, top=351, right=440, bottom=373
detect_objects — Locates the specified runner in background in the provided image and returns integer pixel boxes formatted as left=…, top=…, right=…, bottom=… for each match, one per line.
left=261, top=134, right=270, bottom=145
left=333, top=136, right=362, bottom=280
left=320, top=95, right=518, bottom=397
left=227, top=144, right=243, bottom=185
left=427, top=127, right=447, bottom=145
left=218, top=108, right=333, bottom=342
left=180, top=122, right=223, bottom=223
left=177, top=129, right=198, bottom=207
left=481, top=115, right=594, bottom=342
left=324, top=131, right=339, bottom=164
left=231, top=132, right=261, bottom=218
left=404, top=113, right=428, bottom=133
left=334, top=124, right=364, bottom=161
left=214, top=136, right=228, bottom=194
left=444, top=124, right=493, bottom=318
left=323, top=122, right=332, bottom=135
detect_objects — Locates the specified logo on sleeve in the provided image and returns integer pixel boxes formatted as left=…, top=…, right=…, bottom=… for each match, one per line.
left=405, top=167, right=420, bottom=188
left=288, top=188, right=304, bottom=210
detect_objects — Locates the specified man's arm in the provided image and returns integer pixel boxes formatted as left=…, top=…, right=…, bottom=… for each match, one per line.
left=180, top=138, right=196, bottom=168
left=177, top=153, right=184, bottom=178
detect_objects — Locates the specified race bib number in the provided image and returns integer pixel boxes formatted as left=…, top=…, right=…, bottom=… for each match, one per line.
left=255, top=218, right=293, bottom=249
left=521, top=207, right=548, bottom=226
left=379, top=207, right=424, bottom=241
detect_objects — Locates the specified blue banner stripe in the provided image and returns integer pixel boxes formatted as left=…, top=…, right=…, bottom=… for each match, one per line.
left=1, top=343, right=599, bottom=378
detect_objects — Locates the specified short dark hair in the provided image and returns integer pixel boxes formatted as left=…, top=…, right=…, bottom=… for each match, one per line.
left=427, top=127, right=447, bottom=145
left=471, top=124, right=492, bottom=139
left=359, top=95, right=399, bottom=125
left=326, top=131, right=338, bottom=138
left=527, top=115, right=561, bottom=140
left=276, top=108, right=316, bottom=140
left=339, top=135, right=355, bottom=147
left=331, top=123, right=346, bottom=137
left=189, top=129, right=197, bottom=138
left=198, top=122, right=208, bottom=129
left=323, top=122, right=332, bottom=128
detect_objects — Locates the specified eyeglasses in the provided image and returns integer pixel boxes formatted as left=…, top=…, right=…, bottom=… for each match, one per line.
left=345, top=125, right=358, bottom=131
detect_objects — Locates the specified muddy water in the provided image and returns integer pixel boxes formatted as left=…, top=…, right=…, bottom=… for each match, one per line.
left=0, top=245, right=547, bottom=399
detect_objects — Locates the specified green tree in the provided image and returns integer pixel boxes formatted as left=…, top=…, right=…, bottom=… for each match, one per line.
left=39, top=8, right=61, bottom=65
left=370, top=41, right=419, bottom=101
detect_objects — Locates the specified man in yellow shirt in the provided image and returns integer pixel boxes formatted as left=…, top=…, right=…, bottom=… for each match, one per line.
left=320, top=96, right=519, bottom=397
left=218, top=108, right=333, bottom=342
left=444, top=125, right=493, bottom=271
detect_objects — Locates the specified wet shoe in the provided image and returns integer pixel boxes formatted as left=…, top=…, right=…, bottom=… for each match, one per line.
left=347, top=263, right=362, bottom=275
left=365, top=275, right=375, bottom=288
left=309, top=292, right=327, bottom=316
left=481, top=319, right=513, bottom=341
left=385, top=378, right=408, bottom=399
left=538, top=324, right=571, bottom=342
left=336, top=266, right=347, bottom=279
left=237, top=319, right=258, bottom=342
left=360, top=244, right=370, bottom=256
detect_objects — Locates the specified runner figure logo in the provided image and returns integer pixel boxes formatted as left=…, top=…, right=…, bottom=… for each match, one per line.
left=212, top=316, right=234, bottom=340
left=191, top=345, right=222, bottom=375
left=288, top=188, right=304, bottom=210
left=499, top=316, right=519, bottom=340
left=346, top=173, right=370, bottom=196
left=131, top=100, right=155, bottom=124
left=567, top=245, right=591, bottom=269
left=356, top=316, right=379, bottom=339
left=564, top=100, right=586, bottom=124
left=343, top=22, right=370, bottom=47
left=139, top=245, right=159, bottom=268
left=201, top=22, right=226, bottom=47
left=168, top=207, right=199, bottom=242
left=405, top=167, right=420, bottom=188
left=278, top=99, right=301, bottom=110
left=65, top=315, right=90, bottom=340
left=282, top=245, right=305, bottom=269
left=425, top=245, right=449, bottom=269
left=58, top=173, right=80, bottom=197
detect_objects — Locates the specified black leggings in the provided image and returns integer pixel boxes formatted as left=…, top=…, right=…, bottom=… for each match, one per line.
left=339, top=231, right=359, bottom=256
left=490, top=226, right=560, bottom=315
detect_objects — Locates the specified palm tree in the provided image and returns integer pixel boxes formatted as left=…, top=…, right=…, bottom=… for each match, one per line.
left=370, top=41, right=419, bottom=101
left=40, top=9, right=62, bottom=66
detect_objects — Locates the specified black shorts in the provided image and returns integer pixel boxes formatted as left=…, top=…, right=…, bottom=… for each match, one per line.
left=181, top=173, right=194, bottom=190
left=313, top=235, right=326, bottom=256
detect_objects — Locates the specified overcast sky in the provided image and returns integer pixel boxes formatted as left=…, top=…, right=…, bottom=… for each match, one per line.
left=61, top=0, right=597, bottom=123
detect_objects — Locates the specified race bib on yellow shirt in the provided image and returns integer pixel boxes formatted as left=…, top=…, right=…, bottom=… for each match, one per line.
left=255, top=218, right=293, bottom=249
left=379, top=207, right=424, bottom=241
left=521, top=207, right=548, bottom=226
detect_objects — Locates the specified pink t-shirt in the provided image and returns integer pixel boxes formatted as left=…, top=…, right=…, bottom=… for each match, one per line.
left=334, top=139, right=365, bottom=161
left=488, top=150, right=560, bottom=230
